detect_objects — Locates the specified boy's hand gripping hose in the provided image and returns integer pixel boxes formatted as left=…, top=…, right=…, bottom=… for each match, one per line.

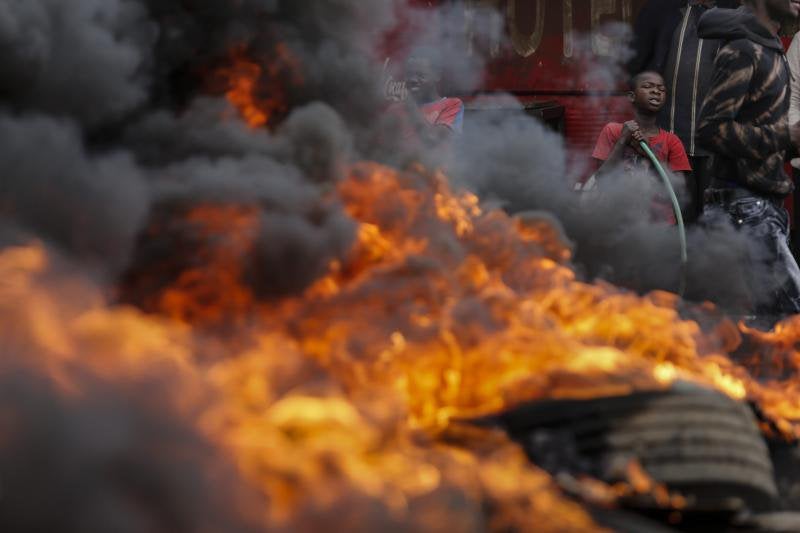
left=639, top=140, right=688, bottom=297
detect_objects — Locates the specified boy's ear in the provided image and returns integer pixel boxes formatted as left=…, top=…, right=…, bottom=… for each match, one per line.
left=627, top=90, right=635, bottom=103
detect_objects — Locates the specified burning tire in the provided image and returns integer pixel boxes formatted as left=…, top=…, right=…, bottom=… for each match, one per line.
left=768, top=438, right=800, bottom=511
left=731, top=512, right=800, bottom=532
left=484, top=384, right=778, bottom=513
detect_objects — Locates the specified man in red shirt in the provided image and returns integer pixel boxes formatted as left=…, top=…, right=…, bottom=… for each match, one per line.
left=391, top=47, right=464, bottom=147
left=592, top=71, right=692, bottom=221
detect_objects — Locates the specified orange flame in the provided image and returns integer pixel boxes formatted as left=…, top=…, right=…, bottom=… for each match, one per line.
left=157, top=204, right=261, bottom=326
left=215, top=44, right=302, bottom=128
left=7, top=161, right=800, bottom=530
left=0, top=240, right=604, bottom=531
left=225, top=53, right=269, bottom=127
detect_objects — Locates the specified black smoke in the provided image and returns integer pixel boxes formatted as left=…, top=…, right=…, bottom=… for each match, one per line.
left=0, top=1, right=400, bottom=530
left=0, top=365, right=260, bottom=533
left=0, top=0, right=786, bottom=529
left=0, top=0, right=765, bottom=311
left=0, top=0, right=405, bottom=294
left=440, top=21, right=766, bottom=316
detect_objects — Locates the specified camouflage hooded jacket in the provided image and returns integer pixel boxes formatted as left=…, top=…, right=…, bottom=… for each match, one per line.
left=697, top=6, right=793, bottom=196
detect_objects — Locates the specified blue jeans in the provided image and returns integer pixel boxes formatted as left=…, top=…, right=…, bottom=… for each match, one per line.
left=703, top=193, right=800, bottom=323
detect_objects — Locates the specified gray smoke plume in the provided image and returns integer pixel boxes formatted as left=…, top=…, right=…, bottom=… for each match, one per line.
left=452, top=105, right=758, bottom=312
left=0, top=0, right=156, bottom=126
left=0, top=365, right=260, bottom=533
left=0, top=114, right=149, bottom=274
left=0, top=0, right=404, bottom=293
left=438, top=21, right=768, bottom=316
left=0, top=0, right=759, bottom=310
left=0, top=2, right=402, bottom=528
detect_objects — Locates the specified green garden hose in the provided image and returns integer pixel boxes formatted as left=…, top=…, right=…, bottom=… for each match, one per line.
left=639, top=140, right=688, bottom=297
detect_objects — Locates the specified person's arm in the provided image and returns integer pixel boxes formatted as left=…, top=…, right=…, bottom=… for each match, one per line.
left=402, top=97, right=429, bottom=131
left=787, top=33, right=800, bottom=126
left=595, top=143, right=627, bottom=178
left=434, top=98, right=464, bottom=134
left=399, top=98, right=445, bottom=144
left=594, top=122, right=642, bottom=178
left=696, top=41, right=791, bottom=158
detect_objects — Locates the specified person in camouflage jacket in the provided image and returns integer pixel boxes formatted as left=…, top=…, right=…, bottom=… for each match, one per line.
left=697, top=0, right=800, bottom=325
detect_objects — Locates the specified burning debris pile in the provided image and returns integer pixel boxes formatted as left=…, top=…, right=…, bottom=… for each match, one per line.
left=2, top=1, right=800, bottom=532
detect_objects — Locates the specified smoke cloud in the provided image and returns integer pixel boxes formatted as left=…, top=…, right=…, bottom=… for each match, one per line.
left=0, top=0, right=762, bottom=312
left=0, top=365, right=260, bottom=533
left=437, top=20, right=765, bottom=315
left=0, top=0, right=156, bottom=126
left=0, top=0, right=789, bottom=529
left=0, top=2, right=403, bottom=528
left=0, top=114, right=149, bottom=275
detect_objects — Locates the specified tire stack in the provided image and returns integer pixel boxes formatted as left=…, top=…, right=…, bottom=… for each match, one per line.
left=477, top=383, right=780, bottom=530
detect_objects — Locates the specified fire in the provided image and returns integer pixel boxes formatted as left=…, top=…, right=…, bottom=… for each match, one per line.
left=301, top=163, right=775, bottom=428
left=0, top=242, right=603, bottom=531
left=157, top=204, right=261, bottom=326
left=223, top=51, right=269, bottom=128
left=213, top=44, right=302, bottom=128
left=7, top=160, right=800, bottom=530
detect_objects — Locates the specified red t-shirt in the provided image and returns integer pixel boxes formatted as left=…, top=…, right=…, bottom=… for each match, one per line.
left=592, top=123, right=690, bottom=224
left=386, top=97, right=465, bottom=142
left=419, top=97, right=464, bottom=133
left=592, top=123, right=692, bottom=174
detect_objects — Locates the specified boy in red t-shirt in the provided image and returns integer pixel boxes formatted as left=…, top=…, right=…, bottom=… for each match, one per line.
left=591, top=71, right=691, bottom=222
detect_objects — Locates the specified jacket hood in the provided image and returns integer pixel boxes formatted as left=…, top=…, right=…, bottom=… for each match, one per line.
left=697, top=6, right=784, bottom=51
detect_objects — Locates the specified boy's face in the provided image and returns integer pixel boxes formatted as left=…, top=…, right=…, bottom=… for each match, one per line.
left=405, top=57, right=439, bottom=103
left=630, top=72, right=666, bottom=114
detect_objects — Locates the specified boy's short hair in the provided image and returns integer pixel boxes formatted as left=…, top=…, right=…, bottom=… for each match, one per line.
left=628, top=70, right=663, bottom=90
